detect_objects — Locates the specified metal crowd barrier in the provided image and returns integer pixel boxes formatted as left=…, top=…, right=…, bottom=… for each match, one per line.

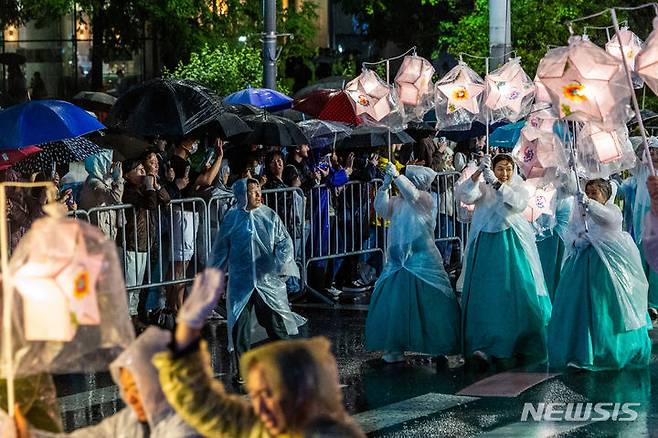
left=5, top=177, right=466, bottom=305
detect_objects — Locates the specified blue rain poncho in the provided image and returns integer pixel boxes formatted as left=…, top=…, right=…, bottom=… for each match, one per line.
left=210, top=179, right=306, bottom=351
left=31, top=327, right=200, bottom=437
left=455, top=173, right=549, bottom=298
left=374, top=166, right=452, bottom=294
left=563, top=190, right=649, bottom=332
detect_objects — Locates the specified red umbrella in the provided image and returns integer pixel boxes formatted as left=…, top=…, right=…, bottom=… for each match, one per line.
left=293, top=89, right=362, bottom=126
left=0, top=146, right=42, bottom=171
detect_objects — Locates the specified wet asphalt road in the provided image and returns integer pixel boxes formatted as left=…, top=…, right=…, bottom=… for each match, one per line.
left=53, top=303, right=658, bottom=437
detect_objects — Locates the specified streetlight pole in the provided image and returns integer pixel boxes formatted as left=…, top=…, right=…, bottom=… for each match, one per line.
left=489, top=0, right=511, bottom=68
left=263, top=0, right=277, bottom=90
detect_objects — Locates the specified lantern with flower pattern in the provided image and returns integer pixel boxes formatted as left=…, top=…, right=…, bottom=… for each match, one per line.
left=435, top=62, right=486, bottom=130
left=346, top=69, right=404, bottom=129
left=484, top=58, right=536, bottom=123
left=605, top=27, right=644, bottom=71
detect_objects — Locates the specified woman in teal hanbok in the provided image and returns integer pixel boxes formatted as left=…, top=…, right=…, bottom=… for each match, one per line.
left=548, top=178, right=651, bottom=371
left=536, top=194, right=573, bottom=301
left=365, top=163, right=460, bottom=363
left=456, top=154, right=551, bottom=366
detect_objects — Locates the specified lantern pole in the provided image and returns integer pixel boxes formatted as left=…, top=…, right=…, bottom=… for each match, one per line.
left=610, top=8, right=656, bottom=176
left=485, top=57, right=490, bottom=155
left=0, top=184, right=14, bottom=417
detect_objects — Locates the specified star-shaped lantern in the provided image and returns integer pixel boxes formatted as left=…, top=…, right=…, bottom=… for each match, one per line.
left=484, top=58, right=536, bottom=123
left=523, top=185, right=557, bottom=223
left=346, top=69, right=402, bottom=124
left=576, top=122, right=637, bottom=179
left=534, top=74, right=553, bottom=104
left=605, top=27, right=643, bottom=71
left=13, top=221, right=103, bottom=342
left=435, top=62, right=485, bottom=130
left=636, top=18, right=658, bottom=96
left=526, top=104, right=559, bottom=134
left=537, top=36, right=632, bottom=128
left=512, top=126, right=568, bottom=180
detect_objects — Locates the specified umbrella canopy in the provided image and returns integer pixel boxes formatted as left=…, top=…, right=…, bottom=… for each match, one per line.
left=192, top=111, right=253, bottom=140
left=72, top=91, right=117, bottom=113
left=14, top=137, right=101, bottom=174
left=337, top=125, right=414, bottom=150
left=537, top=36, right=632, bottom=128
left=405, top=121, right=436, bottom=141
left=89, top=130, right=151, bottom=161
left=223, top=86, right=293, bottom=111
left=293, top=89, right=362, bottom=126
left=0, top=146, right=41, bottom=171
left=293, top=76, right=352, bottom=99
left=298, top=119, right=351, bottom=149
left=488, top=121, right=525, bottom=149
left=0, top=52, right=26, bottom=65
left=274, top=108, right=312, bottom=122
left=107, top=78, right=223, bottom=137
left=0, top=100, right=105, bottom=149
left=241, top=113, right=309, bottom=146
left=221, top=103, right=263, bottom=117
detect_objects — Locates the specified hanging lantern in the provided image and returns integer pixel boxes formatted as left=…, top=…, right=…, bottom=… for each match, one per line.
left=484, top=58, right=536, bottom=123
left=523, top=185, right=557, bottom=222
left=636, top=17, right=658, bottom=95
left=526, top=104, right=558, bottom=133
left=534, top=74, right=553, bottom=104
left=576, top=122, right=637, bottom=179
left=512, top=125, right=568, bottom=180
left=435, top=62, right=485, bottom=130
left=395, top=55, right=435, bottom=106
left=346, top=69, right=404, bottom=128
left=537, top=36, right=632, bottom=128
left=605, top=27, right=643, bottom=71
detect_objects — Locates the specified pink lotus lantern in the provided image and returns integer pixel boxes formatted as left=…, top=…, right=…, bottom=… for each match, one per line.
left=523, top=185, right=557, bottom=222
left=346, top=69, right=402, bottom=125
left=534, top=74, right=553, bottom=104
left=435, top=62, right=485, bottom=130
left=576, top=122, right=637, bottom=179
left=512, top=125, right=568, bottom=180
left=537, top=36, right=632, bottom=128
left=395, top=55, right=435, bottom=106
left=484, top=58, right=536, bottom=122
left=636, top=18, right=658, bottom=95
left=605, top=27, right=643, bottom=71
left=526, top=104, right=559, bottom=133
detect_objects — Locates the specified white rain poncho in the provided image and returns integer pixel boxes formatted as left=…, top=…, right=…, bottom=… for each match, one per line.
left=374, top=166, right=452, bottom=295
left=31, top=327, right=200, bottom=438
left=643, top=212, right=658, bottom=273
left=455, top=173, right=548, bottom=297
left=210, top=179, right=306, bottom=351
left=564, top=189, right=649, bottom=332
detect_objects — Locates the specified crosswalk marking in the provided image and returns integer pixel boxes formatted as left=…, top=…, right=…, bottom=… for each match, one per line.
left=353, top=392, right=478, bottom=433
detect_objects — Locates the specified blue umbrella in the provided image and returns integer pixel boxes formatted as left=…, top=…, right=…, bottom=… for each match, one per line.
left=0, top=100, right=105, bottom=149
left=489, top=121, right=526, bottom=149
left=223, top=86, right=293, bottom=111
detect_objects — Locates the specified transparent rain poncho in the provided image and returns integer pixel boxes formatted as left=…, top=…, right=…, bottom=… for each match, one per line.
left=454, top=161, right=480, bottom=223
left=455, top=172, right=549, bottom=297
left=374, top=167, right=453, bottom=297
left=394, top=55, right=435, bottom=123
left=643, top=212, right=658, bottom=273
left=576, top=122, right=637, bottom=179
left=623, top=137, right=658, bottom=243
left=2, top=216, right=134, bottom=378
left=435, top=61, right=486, bottom=131
left=210, top=179, right=306, bottom=351
left=484, top=58, right=536, bottom=123
left=564, top=187, right=649, bottom=332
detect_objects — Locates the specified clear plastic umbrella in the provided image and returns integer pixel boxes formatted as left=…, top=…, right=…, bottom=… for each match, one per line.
left=297, top=119, right=352, bottom=150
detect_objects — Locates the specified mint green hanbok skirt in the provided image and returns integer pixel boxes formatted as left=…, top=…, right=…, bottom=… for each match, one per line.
left=462, top=228, right=551, bottom=361
left=537, top=233, right=565, bottom=302
left=365, top=268, right=460, bottom=355
left=548, top=245, right=651, bottom=371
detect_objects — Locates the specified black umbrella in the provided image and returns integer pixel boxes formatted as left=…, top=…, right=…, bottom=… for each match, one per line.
left=72, top=91, right=117, bottom=112
left=107, top=78, right=223, bottom=137
left=241, top=113, right=309, bottom=146
left=221, top=103, right=262, bottom=117
left=273, top=108, right=312, bottom=122
left=14, top=136, right=101, bottom=174
left=0, top=52, right=26, bottom=65
left=89, top=130, right=151, bottom=161
left=337, top=125, right=415, bottom=150
left=192, top=111, right=253, bottom=140
left=405, top=121, right=436, bottom=141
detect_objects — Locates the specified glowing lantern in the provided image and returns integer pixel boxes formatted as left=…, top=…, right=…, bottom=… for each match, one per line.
left=523, top=185, right=557, bottom=222
left=435, top=62, right=485, bottom=130
left=346, top=69, right=400, bottom=123
left=512, top=126, right=568, bottom=180
left=537, top=36, right=632, bottom=128
left=394, top=55, right=434, bottom=106
left=484, top=58, right=536, bottom=123
left=605, top=27, right=643, bottom=71
left=576, top=122, right=637, bottom=179
left=636, top=17, right=658, bottom=96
